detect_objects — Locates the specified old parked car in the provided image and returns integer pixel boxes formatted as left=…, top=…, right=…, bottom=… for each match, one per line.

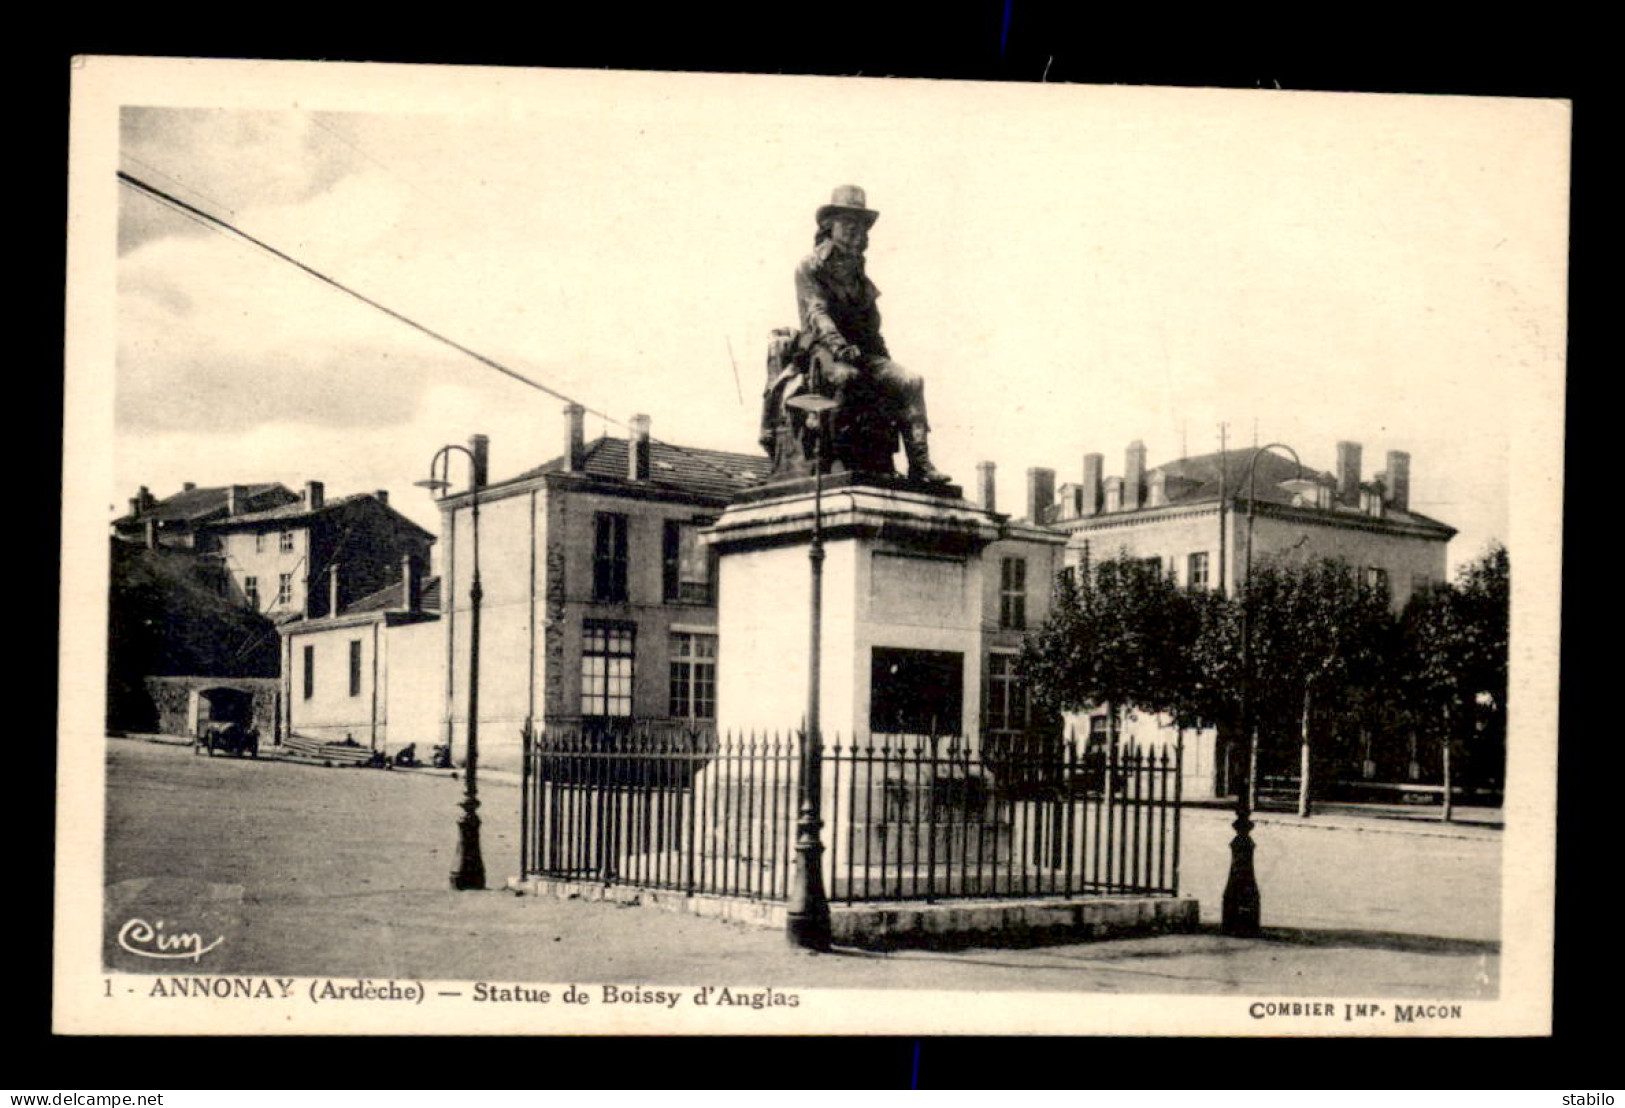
left=196, top=720, right=260, bottom=759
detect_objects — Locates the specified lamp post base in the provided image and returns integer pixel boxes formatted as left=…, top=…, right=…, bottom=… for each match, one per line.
left=450, top=799, right=486, bottom=891
left=1220, top=815, right=1260, bottom=936
left=786, top=839, right=832, bottom=951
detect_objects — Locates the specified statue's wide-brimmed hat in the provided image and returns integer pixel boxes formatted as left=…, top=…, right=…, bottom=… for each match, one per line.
left=816, top=185, right=879, bottom=228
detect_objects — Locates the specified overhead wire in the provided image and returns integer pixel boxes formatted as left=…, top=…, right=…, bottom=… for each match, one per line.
left=116, top=169, right=765, bottom=490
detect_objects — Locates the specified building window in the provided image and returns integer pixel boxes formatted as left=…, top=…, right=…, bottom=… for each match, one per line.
left=1187, top=551, right=1210, bottom=590
left=349, top=640, right=362, bottom=697
left=303, top=644, right=314, bottom=700
left=987, top=653, right=1029, bottom=734
left=1088, top=714, right=1111, bottom=749
left=593, top=513, right=629, bottom=602
left=999, top=557, right=1026, bottom=630
left=1364, top=566, right=1390, bottom=603
left=279, top=530, right=295, bottom=553
left=244, top=576, right=260, bottom=610
left=669, top=632, right=717, bottom=721
left=581, top=621, right=635, bottom=718
left=255, top=532, right=266, bottom=554
left=276, top=572, right=293, bottom=606
left=663, top=520, right=714, bottom=604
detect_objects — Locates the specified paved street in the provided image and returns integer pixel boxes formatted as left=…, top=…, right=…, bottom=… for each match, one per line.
left=102, top=737, right=1499, bottom=996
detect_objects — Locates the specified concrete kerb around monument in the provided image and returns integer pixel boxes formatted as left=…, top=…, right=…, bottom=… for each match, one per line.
left=507, top=875, right=1199, bottom=950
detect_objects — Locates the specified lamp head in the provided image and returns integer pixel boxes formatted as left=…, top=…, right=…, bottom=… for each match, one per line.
left=785, top=394, right=839, bottom=415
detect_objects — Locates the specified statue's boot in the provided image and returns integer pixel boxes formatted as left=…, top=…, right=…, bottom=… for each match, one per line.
left=905, top=423, right=952, bottom=485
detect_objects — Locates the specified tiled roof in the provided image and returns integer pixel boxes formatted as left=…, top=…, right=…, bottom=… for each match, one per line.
left=1151, top=448, right=1329, bottom=507
left=1058, top=447, right=1455, bottom=535
left=204, top=492, right=436, bottom=539
left=114, top=483, right=292, bottom=526
left=291, top=574, right=443, bottom=624
left=499, top=436, right=773, bottom=502
left=344, top=579, right=405, bottom=614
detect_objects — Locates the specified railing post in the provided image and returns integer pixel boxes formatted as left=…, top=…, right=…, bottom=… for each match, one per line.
left=1173, top=731, right=1184, bottom=896
left=520, top=722, right=532, bottom=877
left=926, top=732, right=939, bottom=903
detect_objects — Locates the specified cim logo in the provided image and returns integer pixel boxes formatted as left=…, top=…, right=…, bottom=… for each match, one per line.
left=104, top=877, right=244, bottom=973
left=116, top=917, right=224, bottom=962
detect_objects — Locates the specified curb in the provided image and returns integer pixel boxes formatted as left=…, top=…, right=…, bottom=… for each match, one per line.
left=1183, top=804, right=1502, bottom=842
left=508, top=875, right=1201, bottom=950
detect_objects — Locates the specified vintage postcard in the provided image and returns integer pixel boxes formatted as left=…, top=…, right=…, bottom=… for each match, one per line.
left=59, top=57, right=1567, bottom=1036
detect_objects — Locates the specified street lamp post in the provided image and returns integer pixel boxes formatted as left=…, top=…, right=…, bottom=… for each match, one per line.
left=417, top=436, right=488, bottom=892
left=1221, top=441, right=1302, bottom=937
left=783, top=393, right=837, bottom=951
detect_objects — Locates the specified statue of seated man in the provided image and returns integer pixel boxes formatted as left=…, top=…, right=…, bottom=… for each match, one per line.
left=792, top=185, right=950, bottom=485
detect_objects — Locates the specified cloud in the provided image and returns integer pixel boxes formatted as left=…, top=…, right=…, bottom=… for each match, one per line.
left=116, top=338, right=447, bottom=433
left=119, top=108, right=363, bottom=254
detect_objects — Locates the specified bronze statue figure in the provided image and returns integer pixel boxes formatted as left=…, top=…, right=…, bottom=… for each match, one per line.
left=760, top=186, right=951, bottom=485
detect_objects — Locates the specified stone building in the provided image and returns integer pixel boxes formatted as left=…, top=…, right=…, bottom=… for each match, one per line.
left=1031, top=439, right=1457, bottom=798
left=432, top=408, right=1067, bottom=772
left=113, top=482, right=300, bottom=551
left=113, top=479, right=435, bottom=624
left=276, top=560, right=442, bottom=752
left=200, top=481, right=435, bottom=623
left=430, top=408, right=773, bottom=772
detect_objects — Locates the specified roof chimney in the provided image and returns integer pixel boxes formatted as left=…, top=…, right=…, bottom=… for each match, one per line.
left=1147, top=469, right=1168, bottom=508
left=1026, top=466, right=1055, bottom=524
left=1080, top=453, right=1103, bottom=517
left=400, top=554, right=418, bottom=614
left=182, top=482, right=196, bottom=492
left=629, top=415, right=651, bottom=482
left=1124, top=441, right=1147, bottom=511
left=1385, top=450, right=1411, bottom=513
left=470, top=434, right=490, bottom=488
left=227, top=484, right=247, bottom=516
left=1336, top=441, right=1362, bottom=506
left=1056, top=484, right=1083, bottom=520
left=976, top=461, right=996, bottom=512
left=374, top=489, right=389, bottom=507
left=564, top=403, right=586, bottom=473
left=1104, top=476, right=1124, bottom=513
left=139, top=485, right=155, bottom=511
left=305, top=480, right=324, bottom=511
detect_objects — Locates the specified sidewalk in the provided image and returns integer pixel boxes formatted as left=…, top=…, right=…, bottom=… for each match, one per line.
left=1182, top=797, right=1502, bottom=840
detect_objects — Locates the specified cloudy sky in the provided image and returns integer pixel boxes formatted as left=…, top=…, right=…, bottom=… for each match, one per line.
left=99, top=64, right=1569, bottom=573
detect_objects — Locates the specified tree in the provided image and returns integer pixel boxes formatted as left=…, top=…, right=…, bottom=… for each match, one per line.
left=1456, top=542, right=1510, bottom=787
left=1242, top=559, right=1395, bottom=816
left=1021, top=551, right=1216, bottom=746
left=107, top=539, right=281, bottom=731
left=1398, top=543, right=1510, bottom=818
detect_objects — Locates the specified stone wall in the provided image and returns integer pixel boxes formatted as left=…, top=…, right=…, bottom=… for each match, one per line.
left=140, top=676, right=281, bottom=740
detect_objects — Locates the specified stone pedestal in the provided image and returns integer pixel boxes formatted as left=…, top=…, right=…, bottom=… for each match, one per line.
left=704, top=473, right=1004, bottom=748
left=704, top=475, right=1008, bottom=890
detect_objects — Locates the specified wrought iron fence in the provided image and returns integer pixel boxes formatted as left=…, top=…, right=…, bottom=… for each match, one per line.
left=521, top=725, right=1181, bottom=905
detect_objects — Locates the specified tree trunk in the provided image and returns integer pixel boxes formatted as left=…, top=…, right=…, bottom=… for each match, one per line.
left=1441, top=707, right=1454, bottom=823
left=1246, top=722, right=1259, bottom=814
left=1298, top=685, right=1313, bottom=818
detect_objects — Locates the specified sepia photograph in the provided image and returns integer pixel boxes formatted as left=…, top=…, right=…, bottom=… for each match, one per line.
left=59, top=56, right=1567, bottom=1037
